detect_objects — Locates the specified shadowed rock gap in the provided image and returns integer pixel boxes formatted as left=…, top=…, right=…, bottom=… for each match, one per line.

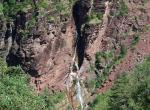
left=73, top=0, right=90, bottom=68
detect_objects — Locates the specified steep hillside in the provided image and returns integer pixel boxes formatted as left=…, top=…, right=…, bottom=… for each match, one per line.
left=0, top=0, right=150, bottom=109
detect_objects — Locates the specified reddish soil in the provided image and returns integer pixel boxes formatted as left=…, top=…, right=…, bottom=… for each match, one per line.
left=97, top=30, right=150, bottom=93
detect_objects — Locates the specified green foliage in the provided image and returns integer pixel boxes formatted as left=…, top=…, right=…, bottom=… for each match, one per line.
left=84, top=79, right=96, bottom=91
left=1, top=0, right=49, bottom=21
left=131, top=33, right=140, bottom=48
left=109, top=57, right=150, bottom=110
left=116, top=0, right=128, bottom=17
left=89, top=91, right=111, bottom=110
left=3, top=0, right=33, bottom=18
left=26, top=17, right=37, bottom=30
left=1, top=0, right=75, bottom=32
left=143, top=24, right=150, bottom=31
left=67, top=105, right=72, bottom=110
left=94, top=49, right=126, bottom=89
left=118, top=44, right=127, bottom=59
left=0, top=58, right=7, bottom=73
left=86, top=12, right=103, bottom=24
left=90, top=57, right=150, bottom=110
left=50, top=0, right=75, bottom=17
left=47, top=16, right=55, bottom=22
left=88, top=64, right=95, bottom=73
left=40, top=89, right=65, bottom=110
left=37, top=0, right=49, bottom=9
left=0, top=3, right=3, bottom=15
left=0, top=66, right=44, bottom=110
left=55, top=3, right=68, bottom=15
left=0, top=59, right=64, bottom=110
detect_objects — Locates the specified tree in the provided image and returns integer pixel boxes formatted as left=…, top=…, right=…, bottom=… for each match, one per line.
left=108, top=57, right=150, bottom=110
left=90, top=57, right=150, bottom=110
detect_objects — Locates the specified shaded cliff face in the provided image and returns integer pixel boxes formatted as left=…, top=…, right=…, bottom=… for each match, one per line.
left=1, top=0, right=150, bottom=92
left=0, top=1, right=88, bottom=93
left=73, top=0, right=91, bottom=68
left=2, top=0, right=98, bottom=91
left=0, top=0, right=76, bottom=90
left=1, top=0, right=150, bottom=109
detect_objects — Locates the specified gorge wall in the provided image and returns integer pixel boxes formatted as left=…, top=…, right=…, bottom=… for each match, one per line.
left=1, top=0, right=150, bottom=97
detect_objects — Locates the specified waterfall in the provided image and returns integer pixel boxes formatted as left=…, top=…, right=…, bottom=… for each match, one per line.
left=76, top=75, right=84, bottom=109
left=74, top=31, right=84, bottom=109
left=65, top=30, right=84, bottom=109
left=65, top=1, right=111, bottom=109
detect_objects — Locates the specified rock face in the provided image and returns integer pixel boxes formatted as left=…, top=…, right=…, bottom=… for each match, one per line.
left=0, top=0, right=76, bottom=90
left=1, top=0, right=150, bottom=109
left=1, top=0, right=150, bottom=92
left=6, top=12, right=77, bottom=91
left=2, top=0, right=99, bottom=91
left=1, top=0, right=119, bottom=90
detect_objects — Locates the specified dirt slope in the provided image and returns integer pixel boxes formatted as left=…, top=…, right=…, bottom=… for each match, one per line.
left=97, top=0, right=150, bottom=93
left=98, top=30, right=150, bottom=93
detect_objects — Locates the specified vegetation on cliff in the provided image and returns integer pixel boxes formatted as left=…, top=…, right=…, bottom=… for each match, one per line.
left=0, top=0, right=150, bottom=110
left=90, top=57, right=150, bottom=110
left=0, top=58, right=64, bottom=110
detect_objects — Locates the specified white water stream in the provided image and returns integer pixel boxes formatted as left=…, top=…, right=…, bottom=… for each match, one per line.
left=65, top=1, right=111, bottom=109
left=66, top=30, right=84, bottom=109
left=76, top=75, right=84, bottom=109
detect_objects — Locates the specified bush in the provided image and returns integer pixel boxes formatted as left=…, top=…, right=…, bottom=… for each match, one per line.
left=90, top=57, right=150, bottom=110
left=131, top=33, right=140, bottom=47
left=0, top=3, right=3, bottom=15
left=118, top=44, right=127, bottom=59
left=116, top=0, right=128, bottom=17
left=0, top=59, right=64, bottom=110
left=108, top=57, right=150, bottom=110
left=86, top=12, right=103, bottom=24
left=89, top=91, right=111, bottom=110
left=0, top=58, right=7, bottom=73
left=3, top=0, right=33, bottom=17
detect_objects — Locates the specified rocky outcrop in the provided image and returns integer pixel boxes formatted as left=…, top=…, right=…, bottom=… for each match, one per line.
left=0, top=0, right=116, bottom=91
left=1, top=0, right=150, bottom=109
left=1, top=0, right=150, bottom=93
left=0, top=0, right=75, bottom=91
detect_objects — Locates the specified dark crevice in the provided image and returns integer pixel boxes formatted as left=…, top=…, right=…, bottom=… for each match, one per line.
left=6, top=11, right=27, bottom=66
left=73, top=0, right=90, bottom=68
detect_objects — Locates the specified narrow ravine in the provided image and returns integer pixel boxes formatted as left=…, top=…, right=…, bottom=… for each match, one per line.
left=65, top=1, right=91, bottom=108
left=65, top=1, right=112, bottom=109
left=66, top=31, right=84, bottom=109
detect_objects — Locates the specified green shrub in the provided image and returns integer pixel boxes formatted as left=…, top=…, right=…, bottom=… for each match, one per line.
left=0, top=3, right=3, bottom=15
left=119, top=44, right=127, bottom=59
left=37, top=0, right=49, bottom=9
left=116, top=0, right=128, bottom=17
left=131, top=33, right=140, bottom=47
left=143, top=24, right=150, bottom=31
left=94, top=51, right=115, bottom=88
left=90, top=57, right=150, bottom=110
left=26, top=17, right=37, bottom=30
left=85, top=79, right=96, bottom=91
left=0, top=59, right=64, bottom=110
left=0, top=58, right=7, bottom=73
left=108, top=57, right=150, bottom=110
left=3, top=0, right=33, bottom=17
left=86, top=12, right=103, bottom=24
left=89, top=90, right=111, bottom=110
left=93, top=45, right=127, bottom=89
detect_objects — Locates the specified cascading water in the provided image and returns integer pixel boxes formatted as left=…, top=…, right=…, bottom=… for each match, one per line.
left=76, top=75, right=84, bottom=109
left=65, top=30, right=84, bottom=109
left=65, top=1, right=111, bottom=109
left=66, top=0, right=93, bottom=109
